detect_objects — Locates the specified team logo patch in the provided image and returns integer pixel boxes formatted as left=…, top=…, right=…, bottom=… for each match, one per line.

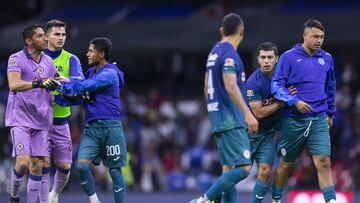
left=16, top=142, right=24, bottom=150
left=247, top=90, right=254, bottom=97
left=281, top=148, right=287, bottom=156
left=36, top=66, right=44, bottom=74
left=318, top=58, right=325, bottom=65
left=9, top=60, right=16, bottom=66
left=243, top=150, right=250, bottom=159
left=224, top=58, right=235, bottom=67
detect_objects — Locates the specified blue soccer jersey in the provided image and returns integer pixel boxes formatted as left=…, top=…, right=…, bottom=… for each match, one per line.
left=271, top=44, right=336, bottom=118
left=205, top=42, right=246, bottom=133
left=246, top=68, right=282, bottom=134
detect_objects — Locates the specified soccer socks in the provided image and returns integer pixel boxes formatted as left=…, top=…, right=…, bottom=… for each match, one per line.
left=39, top=167, right=51, bottom=203
left=251, top=179, right=268, bottom=203
left=53, top=166, right=70, bottom=193
left=27, top=173, right=42, bottom=203
left=322, top=185, right=336, bottom=202
left=205, top=167, right=249, bottom=200
left=77, top=162, right=97, bottom=197
left=11, top=169, right=24, bottom=199
left=109, top=167, right=125, bottom=203
left=222, top=186, right=237, bottom=203
left=272, top=184, right=283, bottom=201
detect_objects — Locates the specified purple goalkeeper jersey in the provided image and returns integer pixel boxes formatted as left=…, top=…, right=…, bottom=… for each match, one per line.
left=5, top=48, right=58, bottom=130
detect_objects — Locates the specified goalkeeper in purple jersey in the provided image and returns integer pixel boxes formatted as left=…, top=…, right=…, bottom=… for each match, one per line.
left=5, top=24, right=59, bottom=203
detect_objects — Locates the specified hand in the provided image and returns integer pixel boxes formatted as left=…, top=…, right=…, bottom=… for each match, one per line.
left=296, top=100, right=312, bottom=113
left=326, top=116, right=334, bottom=129
left=81, top=92, right=94, bottom=104
left=63, top=92, right=94, bottom=104
left=288, top=85, right=297, bottom=95
left=32, top=78, right=61, bottom=91
left=244, top=111, right=258, bottom=135
left=55, top=75, right=70, bottom=82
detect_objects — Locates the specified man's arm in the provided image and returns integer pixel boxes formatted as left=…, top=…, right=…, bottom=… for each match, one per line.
left=69, top=55, right=84, bottom=82
left=204, top=71, right=208, bottom=100
left=325, top=57, right=336, bottom=128
left=272, top=55, right=311, bottom=113
left=8, top=71, right=33, bottom=91
left=60, top=68, right=118, bottom=94
left=249, top=101, right=283, bottom=120
left=54, top=94, right=84, bottom=106
left=223, top=72, right=258, bottom=134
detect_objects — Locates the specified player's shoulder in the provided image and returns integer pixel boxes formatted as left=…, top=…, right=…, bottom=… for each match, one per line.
left=9, top=50, right=24, bottom=60
left=85, top=66, right=96, bottom=75
left=69, top=53, right=81, bottom=63
left=104, top=63, right=122, bottom=75
left=42, top=53, right=54, bottom=63
left=281, top=47, right=297, bottom=58
left=247, top=69, right=261, bottom=85
left=322, top=50, right=333, bottom=59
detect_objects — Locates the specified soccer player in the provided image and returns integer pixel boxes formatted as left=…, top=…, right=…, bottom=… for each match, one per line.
left=190, top=13, right=258, bottom=203
left=39, top=20, right=84, bottom=203
left=6, top=24, right=59, bottom=203
left=54, top=37, right=126, bottom=203
left=247, top=42, right=296, bottom=203
left=271, top=19, right=336, bottom=203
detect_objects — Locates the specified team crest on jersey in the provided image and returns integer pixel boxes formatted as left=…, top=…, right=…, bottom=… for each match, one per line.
left=36, top=66, right=44, bottom=74
left=224, top=58, right=235, bottom=67
left=281, top=148, right=287, bottom=156
left=16, top=142, right=24, bottom=150
left=318, top=58, right=325, bottom=65
left=243, top=150, right=250, bottom=159
left=247, top=90, right=254, bottom=97
left=8, top=60, right=16, bottom=66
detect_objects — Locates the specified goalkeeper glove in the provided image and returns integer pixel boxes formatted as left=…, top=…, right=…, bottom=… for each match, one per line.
left=32, top=78, right=61, bottom=91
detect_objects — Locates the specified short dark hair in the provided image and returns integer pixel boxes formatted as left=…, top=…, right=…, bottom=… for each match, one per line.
left=222, top=13, right=244, bottom=36
left=257, top=42, right=278, bottom=56
left=90, top=37, right=113, bottom=61
left=303, top=18, right=325, bottom=32
left=22, top=24, right=43, bottom=43
left=45, top=19, right=66, bottom=33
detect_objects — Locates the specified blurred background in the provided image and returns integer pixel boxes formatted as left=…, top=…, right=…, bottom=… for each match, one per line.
left=0, top=0, right=359, bottom=202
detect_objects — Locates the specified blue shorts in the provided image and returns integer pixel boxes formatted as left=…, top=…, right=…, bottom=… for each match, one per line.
left=278, top=116, right=330, bottom=162
left=249, top=129, right=275, bottom=165
left=77, top=119, right=127, bottom=168
left=213, top=127, right=251, bottom=166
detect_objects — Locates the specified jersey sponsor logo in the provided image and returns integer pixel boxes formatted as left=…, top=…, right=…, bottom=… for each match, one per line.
left=247, top=90, right=254, bottom=97
left=8, top=59, right=16, bottom=66
left=206, top=53, right=218, bottom=67
left=241, top=72, right=246, bottom=82
left=224, top=58, right=235, bottom=67
left=56, top=65, right=63, bottom=72
left=318, top=58, right=325, bottom=65
left=243, top=150, right=250, bottom=159
left=296, top=59, right=302, bottom=62
left=16, top=142, right=24, bottom=150
left=281, top=148, right=287, bottom=156
left=207, top=102, right=219, bottom=112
